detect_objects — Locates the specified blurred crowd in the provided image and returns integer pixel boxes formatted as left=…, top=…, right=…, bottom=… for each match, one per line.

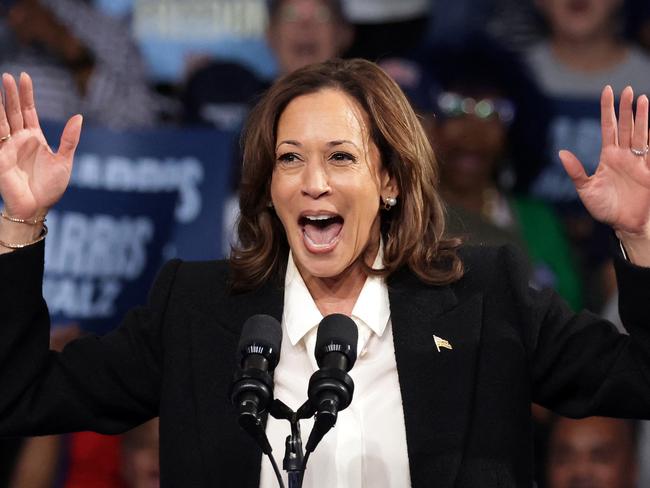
left=1, top=0, right=649, bottom=486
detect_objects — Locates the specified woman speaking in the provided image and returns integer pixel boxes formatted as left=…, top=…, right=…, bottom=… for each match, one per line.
left=0, top=59, right=649, bottom=488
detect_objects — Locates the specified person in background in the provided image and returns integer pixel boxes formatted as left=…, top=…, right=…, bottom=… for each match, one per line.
left=384, top=38, right=582, bottom=311
left=546, top=416, right=638, bottom=488
left=266, top=0, right=352, bottom=77
left=121, top=418, right=160, bottom=488
left=525, top=0, right=650, bottom=311
left=430, top=40, right=582, bottom=311
left=182, top=0, right=353, bottom=131
left=0, top=0, right=161, bottom=130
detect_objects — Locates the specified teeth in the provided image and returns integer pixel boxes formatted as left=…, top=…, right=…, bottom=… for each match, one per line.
left=304, top=215, right=335, bottom=221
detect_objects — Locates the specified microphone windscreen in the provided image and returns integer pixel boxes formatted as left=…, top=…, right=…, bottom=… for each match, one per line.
left=315, top=314, right=358, bottom=369
left=238, top=314, right=282, bottom=369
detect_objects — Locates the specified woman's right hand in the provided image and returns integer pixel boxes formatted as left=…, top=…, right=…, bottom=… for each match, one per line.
left=0, top=72, right=82, bottom=222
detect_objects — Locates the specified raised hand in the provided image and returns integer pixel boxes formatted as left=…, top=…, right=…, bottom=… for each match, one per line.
left=560, top=86, right=650, bottom=266
left=0, top=72, right=82, bottom=222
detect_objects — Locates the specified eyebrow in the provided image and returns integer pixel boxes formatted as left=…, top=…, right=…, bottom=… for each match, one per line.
left=275, top=139, right=360, bottom=150
left=276, top=140, right=302, bottom=149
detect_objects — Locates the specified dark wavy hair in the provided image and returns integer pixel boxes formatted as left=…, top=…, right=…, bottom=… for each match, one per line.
left=230, top=58, right=463, bottom=290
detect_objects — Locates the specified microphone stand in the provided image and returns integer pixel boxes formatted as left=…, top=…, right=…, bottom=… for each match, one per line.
left=268, top=365, right=354, bottom=488
left=270, top=399, right=315, bottom=488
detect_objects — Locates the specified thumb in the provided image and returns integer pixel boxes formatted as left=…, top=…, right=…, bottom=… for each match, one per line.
left=57, top=114, right=83, bottom=161
left=559, top=149, right=589, bottom=190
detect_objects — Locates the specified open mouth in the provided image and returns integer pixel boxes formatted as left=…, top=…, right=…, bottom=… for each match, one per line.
left=299, top=214, right=344, bottom=252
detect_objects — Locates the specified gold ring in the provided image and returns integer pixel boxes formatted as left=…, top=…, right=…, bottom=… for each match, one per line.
left=631, top=145, right=649, bottom=157
left=0, top=134, right=10, bottom=143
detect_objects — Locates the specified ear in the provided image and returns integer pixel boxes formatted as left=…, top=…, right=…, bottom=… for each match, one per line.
left=380, top=169, right=399, bottom=199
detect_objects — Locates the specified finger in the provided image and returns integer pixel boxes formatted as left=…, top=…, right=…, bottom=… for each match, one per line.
left=18, top=72, right=40, bottom=130
left=632, top=94, right=649, bottom=155
left=0, top=80, right=10, bottom=140
left=618, top=86, right=634, bottom=149
left=56, top=114, right=83, bottom=162
left=1, top=73, right=24, bottom=133
left=559, top=149, right=589, bottom=190
left=600, top=85, right=618, bottom=147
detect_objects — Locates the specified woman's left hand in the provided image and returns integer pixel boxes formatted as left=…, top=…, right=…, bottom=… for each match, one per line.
left=560, top=86, right=650, bottom=266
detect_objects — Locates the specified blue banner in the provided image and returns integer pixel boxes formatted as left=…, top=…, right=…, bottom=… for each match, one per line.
left=43, top=188, right=178, bottom=335
left=33, top=122, right=236, bottom=333
left=42, top=122, right=237, bottom=261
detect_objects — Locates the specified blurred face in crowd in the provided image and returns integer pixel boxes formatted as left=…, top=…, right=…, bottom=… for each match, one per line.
left=536, top=0, right=623, bottom=42
left=267, top=0, right=352, bottom=75
left=121, top=418, right=160, bottom=488
left=270, top=88, right=396, bottom=283
left=546, top=417, right=637, bottom=488
left=430, top=91, right=510, bottom=195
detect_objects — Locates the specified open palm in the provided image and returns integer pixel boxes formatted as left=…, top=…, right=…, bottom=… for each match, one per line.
left=0, top=73, right=82, bottom=221
left=560, top=86, right=650, bottom=240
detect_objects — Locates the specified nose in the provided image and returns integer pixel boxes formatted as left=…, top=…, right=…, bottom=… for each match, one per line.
left=301, top=160, right=331, bottom=199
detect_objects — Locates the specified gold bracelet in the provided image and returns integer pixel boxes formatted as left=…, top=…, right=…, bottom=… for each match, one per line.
left=0, top=223, right=48, bottom=249
left=0, top=211, right=47, bottom=225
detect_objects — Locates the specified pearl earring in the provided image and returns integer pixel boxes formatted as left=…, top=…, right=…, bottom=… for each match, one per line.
left=383, top=196, right=397, bottom=210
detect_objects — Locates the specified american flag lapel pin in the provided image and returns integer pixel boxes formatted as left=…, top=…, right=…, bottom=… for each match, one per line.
left=433, top=335, right=452, bottom=352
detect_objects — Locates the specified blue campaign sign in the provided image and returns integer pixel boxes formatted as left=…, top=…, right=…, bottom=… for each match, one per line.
left=34, top=122, right=236, bottom=333
left=43, top=188, right=178, bottom=335
left=42, top=122, right=237, bottom=262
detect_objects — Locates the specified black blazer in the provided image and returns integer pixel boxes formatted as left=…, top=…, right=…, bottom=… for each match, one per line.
left=0, top=242, right=649, bottom=488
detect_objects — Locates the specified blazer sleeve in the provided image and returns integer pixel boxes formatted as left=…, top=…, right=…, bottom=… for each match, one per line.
left=507, top=243, right=650, bottom=418
left=0, top=241, right=178, bottom=436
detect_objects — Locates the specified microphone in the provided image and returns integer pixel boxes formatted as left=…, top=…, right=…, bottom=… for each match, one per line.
left=304, top=314, right=358, bottom=453
left=230, top=314, right=282, bottom=454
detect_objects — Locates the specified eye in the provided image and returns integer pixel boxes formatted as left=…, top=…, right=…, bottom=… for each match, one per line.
left=329, top=152, right=357, bottom=164
left=276, top=152, right=302, bottom=164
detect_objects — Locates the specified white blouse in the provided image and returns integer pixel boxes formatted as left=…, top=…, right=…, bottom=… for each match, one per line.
left=259, top=250, right=412, bottom=487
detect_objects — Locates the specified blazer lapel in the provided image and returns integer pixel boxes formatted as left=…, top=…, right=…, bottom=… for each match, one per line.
left=389, top=269, right=483, bottom=488
left=189, top=279, right=284, bottom=488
